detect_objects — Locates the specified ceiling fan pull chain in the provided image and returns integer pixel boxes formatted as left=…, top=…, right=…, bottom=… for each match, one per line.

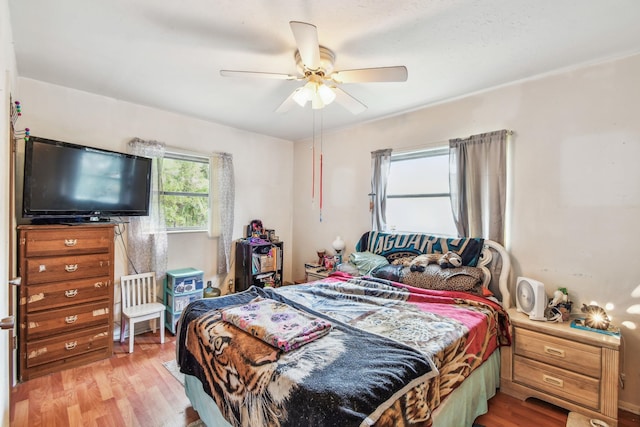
left=312, top=111, right=316, bottom=206
left=319, top=111, right=324, bottom=223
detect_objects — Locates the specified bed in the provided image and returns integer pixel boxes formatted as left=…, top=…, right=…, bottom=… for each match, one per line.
left=176, top=232, right=512, bottom=427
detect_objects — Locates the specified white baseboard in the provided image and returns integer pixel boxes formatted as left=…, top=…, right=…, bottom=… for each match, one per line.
left=619, top=399, right=640, bottom=415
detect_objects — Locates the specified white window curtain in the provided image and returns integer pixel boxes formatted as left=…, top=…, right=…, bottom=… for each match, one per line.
left=370, top=149, right=392, bottom=232
left=127, top=138, right=168, bottom=279
left=449, top=129, right=508, bottom=244
left=209, top=152, right=235, bottom=274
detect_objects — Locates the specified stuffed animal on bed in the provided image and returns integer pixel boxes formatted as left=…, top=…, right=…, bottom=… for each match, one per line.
left=408, top=251, right=463, bottom=272
left=439, top=251, right=463, bottom=268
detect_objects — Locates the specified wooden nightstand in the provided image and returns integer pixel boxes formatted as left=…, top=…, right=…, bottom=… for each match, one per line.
left=304, top=265, right=330, bottom=282
left=501, top=308, right=621, bottom=427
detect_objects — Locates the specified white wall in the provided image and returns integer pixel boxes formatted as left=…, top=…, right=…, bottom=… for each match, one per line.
left=292, top=53, right=640, bottom=412
left=15, top=77, right=295, bottom=293
left=1, top=1, right=17, bottom=424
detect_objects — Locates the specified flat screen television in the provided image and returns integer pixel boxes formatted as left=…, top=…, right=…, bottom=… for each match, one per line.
left=22, top=136, right=152, bottom=223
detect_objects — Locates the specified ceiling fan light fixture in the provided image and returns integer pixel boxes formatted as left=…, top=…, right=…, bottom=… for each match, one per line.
left=311, top=94, right=325, bottom=110
left=293, top=81, right=335, bottom=110
left=292, top=87, right=309, bottom=107
left=318, top=83, right=336, bottom=105
left=310, top=82, right=333, bottom=109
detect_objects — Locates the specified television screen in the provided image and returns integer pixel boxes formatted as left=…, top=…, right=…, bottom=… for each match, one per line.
left=23, top=136, right=152, bottom=222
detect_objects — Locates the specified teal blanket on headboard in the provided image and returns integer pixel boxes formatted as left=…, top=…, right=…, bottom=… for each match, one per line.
left=355, top=231, right=484, bottom=266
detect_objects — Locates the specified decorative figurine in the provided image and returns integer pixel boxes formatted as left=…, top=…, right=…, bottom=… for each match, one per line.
left=332, top=236, right=345, bottom=265
left=317, top=249, right=326, bottom=266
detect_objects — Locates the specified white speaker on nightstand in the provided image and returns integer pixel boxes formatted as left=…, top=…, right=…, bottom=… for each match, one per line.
left=515, top=277, right=547, bottom=321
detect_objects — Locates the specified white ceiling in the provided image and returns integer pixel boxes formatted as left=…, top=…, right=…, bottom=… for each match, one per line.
left=8, top=1, right=640, bottom=141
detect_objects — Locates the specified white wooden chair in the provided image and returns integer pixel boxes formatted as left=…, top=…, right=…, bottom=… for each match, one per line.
left=120, top=272, right=165, bottom=353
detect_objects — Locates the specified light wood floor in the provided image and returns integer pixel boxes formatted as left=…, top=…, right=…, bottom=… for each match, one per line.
left=10, top=331, right=639, bottom=427
left=10, top=332, right=200, bottom=427
left=475, top=394, right=639, bottom=427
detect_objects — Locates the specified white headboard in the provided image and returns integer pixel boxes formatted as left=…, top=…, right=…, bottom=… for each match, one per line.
left=355, top=231, right=512, bottom=307
left=478, top=239, right=512, bottom=308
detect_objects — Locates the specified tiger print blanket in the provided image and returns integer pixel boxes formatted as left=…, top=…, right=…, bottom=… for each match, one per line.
left=177, top=276, right=510, bottom=427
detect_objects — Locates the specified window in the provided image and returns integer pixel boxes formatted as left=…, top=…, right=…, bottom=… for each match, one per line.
left=161, top=152, right=209, bottom=231
left=386, top=148, right=457, bottom=236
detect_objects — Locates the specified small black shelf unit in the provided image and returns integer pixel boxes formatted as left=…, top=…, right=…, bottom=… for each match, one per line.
left=235, top=239, right=283, bottom=292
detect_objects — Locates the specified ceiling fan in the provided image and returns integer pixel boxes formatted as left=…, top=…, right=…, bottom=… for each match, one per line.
left=220, top=21, right=408, bottom=114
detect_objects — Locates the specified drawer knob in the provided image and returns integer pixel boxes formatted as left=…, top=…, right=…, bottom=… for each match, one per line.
left=544, top=345, right=565, bottom=358
left=64, top=239, right=78, bottom=247
left=65, top=341, right=78, bottom=350
left=65, top=264, right=78, bottom=272
left=542, top=374, right=564, bottom=388
left=65, top=289, right=79, bottom=298
left=65, top=315, right=78, bottom=324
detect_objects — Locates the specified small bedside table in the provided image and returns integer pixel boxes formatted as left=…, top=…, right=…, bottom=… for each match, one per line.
left=501, top=308, right=621, bottom=427
left=304, top=265, right=330, bottom=282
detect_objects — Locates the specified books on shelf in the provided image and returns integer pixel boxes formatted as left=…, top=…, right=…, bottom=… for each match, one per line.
left=251, top=245, right=280, bottom=274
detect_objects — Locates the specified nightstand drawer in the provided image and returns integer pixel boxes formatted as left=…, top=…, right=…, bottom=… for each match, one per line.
left=515, top=328, right=601, bottom=378
left=513, top=355, right=599, bottom=410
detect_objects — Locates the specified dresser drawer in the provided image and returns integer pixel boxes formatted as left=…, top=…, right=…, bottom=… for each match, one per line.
left=23, top=253, right=112, bottom=285
left=25, top=325, right=110, bottom=368
left=23, top=276, right=111, bottom=312
left=26, top=301, right=110, bottom=339
left=513, top=355, right=600, bottom=410
left=515, top=328, right=601, bottom=378
left=22, top=227, right=112, bottom=257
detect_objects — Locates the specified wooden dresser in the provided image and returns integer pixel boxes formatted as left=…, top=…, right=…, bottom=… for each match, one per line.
left=501, top=308, right=620, bottom=427
left=17, top=224, right=115, bottom=381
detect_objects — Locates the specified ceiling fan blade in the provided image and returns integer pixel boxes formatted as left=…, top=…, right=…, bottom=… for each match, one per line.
left=331, top=66, right=408, bottom=83
left=290, top=21, right=321, bottom=70
left=333, top=87, right=367, bottom=114
left=220, top=70, right=298, bottom=80
left=275, top=89, right=299, bottom=113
